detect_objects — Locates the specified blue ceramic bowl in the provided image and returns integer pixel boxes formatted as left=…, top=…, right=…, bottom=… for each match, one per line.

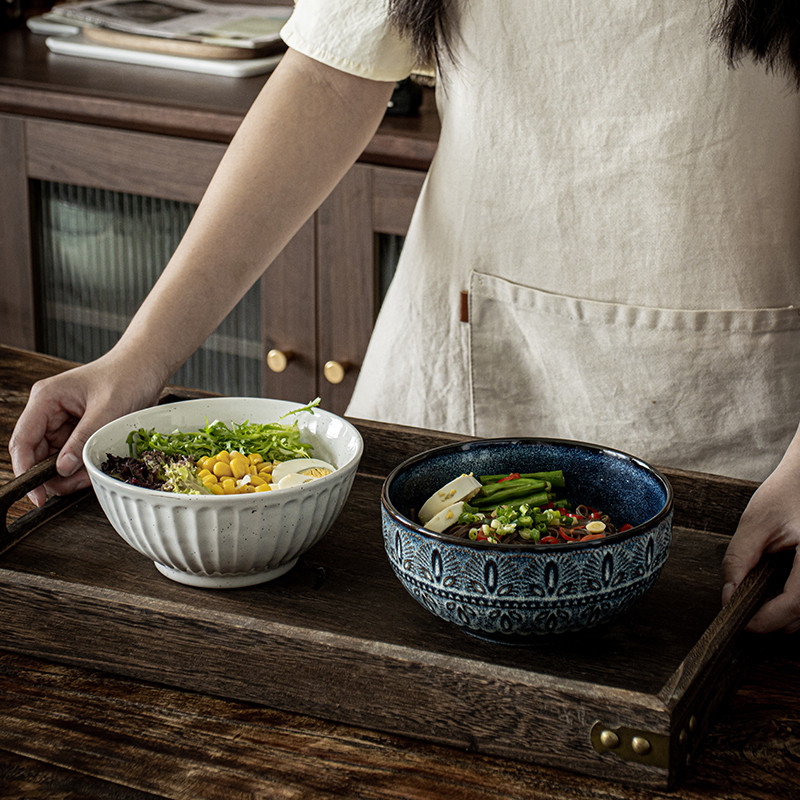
left=381, top=438, right=673, bottom=642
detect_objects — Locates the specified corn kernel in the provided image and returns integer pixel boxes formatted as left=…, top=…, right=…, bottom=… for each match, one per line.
left=255, top=483, right=271, bottom=492
left=213, top=461, right=233, bottom=478
left=230, top=456, right=249, bottom=479
left=209, top=484, right=225, bottom=495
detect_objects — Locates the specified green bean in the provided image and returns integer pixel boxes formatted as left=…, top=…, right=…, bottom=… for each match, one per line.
left=477, top=477, right=548, bottom=499
left=479, top=470, right=565, bottom=488
left=473, top=490, right=553, bottom=510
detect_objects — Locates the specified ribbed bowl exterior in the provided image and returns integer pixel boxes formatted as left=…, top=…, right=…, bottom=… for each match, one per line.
left=84, top=398, right=362, bottom=584
left=93, top=468, right=356, bottom=577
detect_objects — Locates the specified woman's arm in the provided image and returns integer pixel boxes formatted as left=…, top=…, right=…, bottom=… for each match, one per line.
left=119, top=49, right=395, bottom=381
left=9, top=49, right=396, bottom=505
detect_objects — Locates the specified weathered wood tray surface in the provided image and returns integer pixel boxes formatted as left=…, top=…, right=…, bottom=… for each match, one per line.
left=0, top=372, right=787, bottom=790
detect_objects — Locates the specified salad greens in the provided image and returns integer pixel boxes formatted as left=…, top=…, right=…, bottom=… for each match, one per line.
left=126, top=398, right=320, bottom=462
left=102, top=399, right=322, bottom=495
left=102, top=451, right=211, bottom=494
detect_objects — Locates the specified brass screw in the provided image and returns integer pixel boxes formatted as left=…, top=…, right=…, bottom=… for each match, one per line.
left=679, top=729, right=688, bottom=746
left=599, top=729, right=620, bottom=749
left=631, top=736, right=652, bottom=755
left=689, top=715, right=698, bottom=732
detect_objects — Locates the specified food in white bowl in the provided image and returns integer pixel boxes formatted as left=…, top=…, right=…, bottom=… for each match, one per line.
left=99, top=399, right=333, bottom=496
left=83, top=397, right=363, bottom=589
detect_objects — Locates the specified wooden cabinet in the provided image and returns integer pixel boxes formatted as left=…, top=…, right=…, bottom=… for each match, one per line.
left=0, top=28, right=438, bottom=415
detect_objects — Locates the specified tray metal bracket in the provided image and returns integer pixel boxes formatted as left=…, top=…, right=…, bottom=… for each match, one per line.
left=590, top=720, right=672, bottom=769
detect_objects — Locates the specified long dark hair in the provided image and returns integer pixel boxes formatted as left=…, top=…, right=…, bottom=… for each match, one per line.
left=389, top=0, right=800, bottom=86
left=388, top=0, right=456, bottom=69
left=711, top=0, right=800, bottom=86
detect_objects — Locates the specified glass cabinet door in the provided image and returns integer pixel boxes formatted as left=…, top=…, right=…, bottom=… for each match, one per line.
left=32, top=180, right=262, bottom=397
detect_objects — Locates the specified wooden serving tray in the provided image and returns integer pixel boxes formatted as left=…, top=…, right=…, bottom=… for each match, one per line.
left=0, top=411, right=787, bottom=790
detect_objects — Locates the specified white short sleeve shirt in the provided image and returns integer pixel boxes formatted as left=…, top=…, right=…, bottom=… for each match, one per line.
left=281, top=0, right=418, bottom=81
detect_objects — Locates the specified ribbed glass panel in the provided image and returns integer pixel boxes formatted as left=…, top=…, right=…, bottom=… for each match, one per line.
left=32, top=181, right=261, bottom=397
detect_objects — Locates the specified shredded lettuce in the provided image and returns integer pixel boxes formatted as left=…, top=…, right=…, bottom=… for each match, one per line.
left=101, top=450, right=211, bottom=494
left=126, top=398, right=320, bottom=462
left=161, top=461, right=212, bottom=495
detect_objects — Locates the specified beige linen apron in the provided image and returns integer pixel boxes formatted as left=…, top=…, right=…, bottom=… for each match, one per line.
left=283, top=0, right=800, bottom=481
left=469, top=272, right=800, bottom=479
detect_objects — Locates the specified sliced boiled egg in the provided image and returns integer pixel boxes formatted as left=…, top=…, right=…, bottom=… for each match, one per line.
left=270, top=457, right=337, bottom=489
left=424, top=500, right=468, bottom=533
left=418, top=473, right=482, bottom=524
left=275, top=472, right=315, bottom=490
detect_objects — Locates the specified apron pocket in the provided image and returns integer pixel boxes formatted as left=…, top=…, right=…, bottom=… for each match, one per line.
left=469, top=271, right=800, bottom=481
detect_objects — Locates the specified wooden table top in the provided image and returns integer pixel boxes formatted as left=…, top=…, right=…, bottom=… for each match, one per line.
left=0, top=345, right=797, bottom=800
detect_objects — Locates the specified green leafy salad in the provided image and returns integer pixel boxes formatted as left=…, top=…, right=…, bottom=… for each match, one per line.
left=101, top=399, right=320, bottom=495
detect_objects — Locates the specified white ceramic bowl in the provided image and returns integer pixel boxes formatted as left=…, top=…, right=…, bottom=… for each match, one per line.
left=83, top=397, right=363, bottom=589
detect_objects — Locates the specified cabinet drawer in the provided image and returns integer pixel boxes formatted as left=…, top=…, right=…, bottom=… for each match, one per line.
left=25, top=118, right=226, bottom=204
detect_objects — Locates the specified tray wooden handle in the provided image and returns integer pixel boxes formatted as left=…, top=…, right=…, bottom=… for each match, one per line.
left=0, top=454, right=91, bottom=555
left=0, top=390, right=206, bottom=556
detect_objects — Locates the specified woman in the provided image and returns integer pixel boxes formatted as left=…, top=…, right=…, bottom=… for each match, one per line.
left=9, top=0, right=800, bottom=632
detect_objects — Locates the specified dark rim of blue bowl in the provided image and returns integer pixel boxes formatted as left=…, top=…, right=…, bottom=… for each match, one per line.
left=380, top=437, right=673, bottom=552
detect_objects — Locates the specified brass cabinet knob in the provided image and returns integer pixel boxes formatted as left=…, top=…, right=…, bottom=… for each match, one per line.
left=323, top=360, right=347, bottom=385
left=267, top=349, right=292, bottom=373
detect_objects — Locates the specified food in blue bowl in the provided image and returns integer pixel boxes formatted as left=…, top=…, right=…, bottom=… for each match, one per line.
left=380, top=438, right=673, bottom=642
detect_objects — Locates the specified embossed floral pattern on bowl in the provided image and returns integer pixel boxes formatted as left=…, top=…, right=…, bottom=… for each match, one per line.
left=381, top=438, right=673, bottom=642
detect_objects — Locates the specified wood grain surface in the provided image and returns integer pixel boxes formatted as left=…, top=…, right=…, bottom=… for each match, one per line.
left=0, top=344, right=797, bottom=799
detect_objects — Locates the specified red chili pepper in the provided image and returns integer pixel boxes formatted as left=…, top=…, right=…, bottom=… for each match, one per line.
left=580, top=533, right=606, bottom=541
left=619, top=524, right=633, bottom=532
left=558, top=527, right=578, bottom=541
left=498, top=472, right=521, bottom=482
left=540, top=536, right=559, bottom=544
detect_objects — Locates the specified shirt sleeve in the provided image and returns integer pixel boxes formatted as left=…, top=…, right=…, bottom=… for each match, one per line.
left=281, top=0, right=419, bottom=82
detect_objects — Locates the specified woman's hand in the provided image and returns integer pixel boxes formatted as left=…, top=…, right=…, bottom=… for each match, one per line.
left=722, top=447, right=800, bottom=634
left=8, top=351, right=166, bottom=507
